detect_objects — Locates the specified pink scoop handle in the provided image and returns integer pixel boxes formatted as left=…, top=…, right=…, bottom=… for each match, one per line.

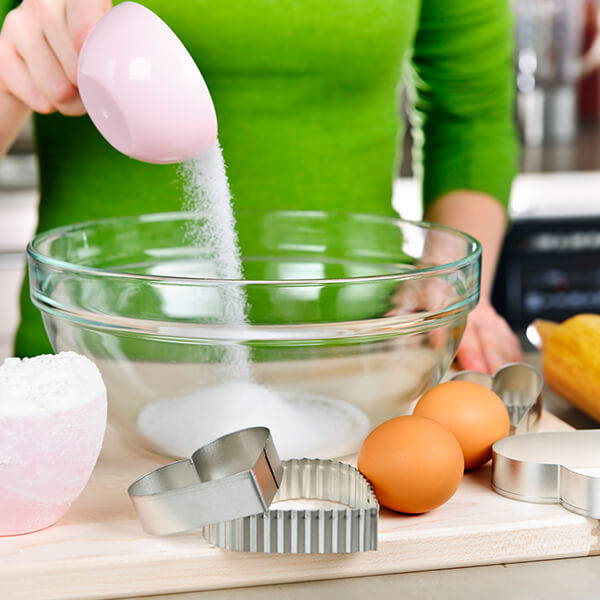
left=78, top=2, right=217, bottom=164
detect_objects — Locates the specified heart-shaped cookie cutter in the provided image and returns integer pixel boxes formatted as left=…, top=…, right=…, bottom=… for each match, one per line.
left=451, top=362, right=544, bottom=433
left=128, top=426, right=283, bottom=535
left=492, top=430, right=600, bottom=518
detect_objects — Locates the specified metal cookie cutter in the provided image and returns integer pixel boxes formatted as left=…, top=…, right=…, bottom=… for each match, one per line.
left=493, top=430, right=600, bottom=518
left=203, top=458, right=379, bottom=553
left=128, top=427, right=283, bottom=535
left=452, top=362, right=544, bottom=433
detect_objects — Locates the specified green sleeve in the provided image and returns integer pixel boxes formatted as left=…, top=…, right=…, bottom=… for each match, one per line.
left=408, top=0, right=519, bottom=211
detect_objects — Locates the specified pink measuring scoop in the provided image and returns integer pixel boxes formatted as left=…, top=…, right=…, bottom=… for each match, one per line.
left=78, top=2, right=218, bottom=164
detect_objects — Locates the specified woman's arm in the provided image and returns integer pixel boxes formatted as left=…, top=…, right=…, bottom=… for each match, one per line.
left=0, top=0, right=111, bottom=156
left=0, top=0, right=26, bottom=155
left=410, top=0, right=522, bottom=373
left=427, top=191, right=504, bottom=309
left=426, top=191, right=523, bottom=372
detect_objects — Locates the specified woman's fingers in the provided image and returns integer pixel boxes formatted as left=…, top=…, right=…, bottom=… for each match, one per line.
left=480, top=337, right=508, bottom=374
left=66, top=0, right=112, bottom=51
left=36, top=0, right=79, bottom=85
left=0, top=0, right=111, bottom=116
left=0, top=39, right=53, bottom=113
left=9, top=13, right=83, bottom=116
left=482, top=312, right=523, bottom=369
left=457, top=302, right=524, bottom=374
left=455, top=320, right=488, bottom=373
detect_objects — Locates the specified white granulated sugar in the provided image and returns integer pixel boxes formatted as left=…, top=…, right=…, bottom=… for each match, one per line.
left=0, top=352, right=106, bottom=418
left=179, top=142, right=243, bottom=282
left=164, top=142, right=369, bottom=459
left=178, top=141, right=250, bottom=381
left=137, top=381, right=370, bottom=460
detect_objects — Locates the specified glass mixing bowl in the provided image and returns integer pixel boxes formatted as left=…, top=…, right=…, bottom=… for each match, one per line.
left=28, top=211, right=480, bottom=460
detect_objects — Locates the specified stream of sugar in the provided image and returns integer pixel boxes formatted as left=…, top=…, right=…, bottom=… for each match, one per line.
left=137, top=141, right=370, bottom=460
left=176, top=142, right=251, bottom=382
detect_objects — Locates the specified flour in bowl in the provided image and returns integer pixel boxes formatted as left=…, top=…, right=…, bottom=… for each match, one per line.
left=0, top=352, right=106, bottom=418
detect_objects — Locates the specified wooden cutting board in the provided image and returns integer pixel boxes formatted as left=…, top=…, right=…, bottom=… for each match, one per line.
left=2, top=412, right=598, bottom=600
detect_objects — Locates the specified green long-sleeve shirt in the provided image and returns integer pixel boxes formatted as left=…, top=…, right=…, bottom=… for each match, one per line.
left=0, top=0, right=518, bottom=356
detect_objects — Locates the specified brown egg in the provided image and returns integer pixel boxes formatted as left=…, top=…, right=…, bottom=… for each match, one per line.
left=414, top=380, right=510, bottom=470
left=358, top=415, right=464, bottom=514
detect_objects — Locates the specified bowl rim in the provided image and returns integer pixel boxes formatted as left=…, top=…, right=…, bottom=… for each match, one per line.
left=27, top=210, right=482, bottom=286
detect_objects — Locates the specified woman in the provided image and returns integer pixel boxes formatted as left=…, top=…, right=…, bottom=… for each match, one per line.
left=0, top=0, right=523, bottom=373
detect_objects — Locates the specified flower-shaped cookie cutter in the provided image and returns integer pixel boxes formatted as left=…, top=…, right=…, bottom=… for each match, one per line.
left=451, top=362, right=544, bottom=434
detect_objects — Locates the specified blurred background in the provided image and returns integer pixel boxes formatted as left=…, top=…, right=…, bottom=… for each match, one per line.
left=2, top=0, right=600, bottom=357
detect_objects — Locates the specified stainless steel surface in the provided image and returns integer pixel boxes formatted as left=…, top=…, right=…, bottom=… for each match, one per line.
left=492, top=430, right=600, bottom=517
left=514, top=0, right=585, bottom=145
left=451, top=362, right=543, bottom=433
left=520, top=123, right=600, bottom=173
left=401, top=119, right=600, bottom=177
left=203, top=458, right=379, bottom=554
left=128, top=427, right=283, bottom=536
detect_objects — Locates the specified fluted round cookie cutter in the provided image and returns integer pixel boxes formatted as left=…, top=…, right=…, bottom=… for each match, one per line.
left=203, top=458, right=379, bottom=553
left=128, top=427, right=283, bottom=535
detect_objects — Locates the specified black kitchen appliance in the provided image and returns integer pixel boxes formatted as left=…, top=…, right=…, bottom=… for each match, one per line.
left=493, top=216, right=600, bottom=332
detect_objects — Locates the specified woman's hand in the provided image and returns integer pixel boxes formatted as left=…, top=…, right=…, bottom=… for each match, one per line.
left=456, top=300, right=523, bottom=374
left=0, top=0, right=110, bottom=114
left=0, top=0, right=110, bottom=154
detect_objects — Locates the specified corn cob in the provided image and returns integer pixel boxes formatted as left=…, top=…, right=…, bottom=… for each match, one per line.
left=535, top=314, right=600, bottom=422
